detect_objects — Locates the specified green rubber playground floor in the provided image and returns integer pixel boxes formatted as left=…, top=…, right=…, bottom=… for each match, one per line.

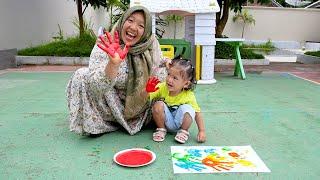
left=0, top=72, right=319, bottom=179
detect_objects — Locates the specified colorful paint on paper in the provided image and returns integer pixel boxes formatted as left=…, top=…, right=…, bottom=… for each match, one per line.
left=171, top=146, right=270, bottom=173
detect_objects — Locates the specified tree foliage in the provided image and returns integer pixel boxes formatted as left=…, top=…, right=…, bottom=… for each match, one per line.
left=73, top=0, right=110, bottom=37
left=216, top=0, right=270, bottom=37
left=73, top=0, right=272, bottom=39
left=232, top=9, right=255, bottom=38
left=107, top=0, right=130, bottom=30
left=73, top=0, right=130, bottom=37
left=166, top=15, right=183, bottom=39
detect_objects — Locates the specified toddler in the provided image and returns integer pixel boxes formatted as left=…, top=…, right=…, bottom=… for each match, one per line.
left=145, top=58, right=206, bottom=143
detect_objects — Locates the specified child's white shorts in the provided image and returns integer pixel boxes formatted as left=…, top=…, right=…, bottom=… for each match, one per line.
left=163, top=104, right=195, bottom=132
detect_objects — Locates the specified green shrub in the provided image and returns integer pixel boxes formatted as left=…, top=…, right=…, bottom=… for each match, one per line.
left=215, top=41, right=264, bottom=59
left=242, top=40, right=275, bottom=50
left=18, top=33, right=96, bottom=57
left=19, top=35, right=265, bottom=59
left=305, top=51, right=320, bottom=57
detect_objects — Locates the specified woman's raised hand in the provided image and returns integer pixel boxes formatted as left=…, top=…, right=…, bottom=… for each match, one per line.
left=146, top=76, right=160, bottom=93
left=97, top=31, right=130, bottom=62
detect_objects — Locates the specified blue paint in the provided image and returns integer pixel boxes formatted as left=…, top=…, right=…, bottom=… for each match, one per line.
left=187, top=149, right=202, bottom=157
left=204, top=148, right=215, bottom=153
left=174, top=162, right=206, bottom=171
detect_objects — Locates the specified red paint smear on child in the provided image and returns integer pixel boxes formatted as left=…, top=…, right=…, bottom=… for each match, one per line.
left=116, top=150, right=153, bottom=166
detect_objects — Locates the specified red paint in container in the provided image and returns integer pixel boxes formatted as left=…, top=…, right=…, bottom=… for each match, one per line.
left=114, top=148, right=156, bottom=167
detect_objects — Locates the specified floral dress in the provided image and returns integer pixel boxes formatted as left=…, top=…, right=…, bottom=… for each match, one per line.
left=66, top=40, right=167, bottom=135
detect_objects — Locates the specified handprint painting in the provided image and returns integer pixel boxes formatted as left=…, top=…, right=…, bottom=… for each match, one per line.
left=171, top=146, right=270, bottom=173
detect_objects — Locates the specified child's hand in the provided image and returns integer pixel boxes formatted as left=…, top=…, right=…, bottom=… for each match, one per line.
left=165, top=58, right=172, bottom=69
left=97, top=31, right=130, bottom=61
left=146, top=76, right=160, bottom=93
left=197, top=130, right=206, bottom=143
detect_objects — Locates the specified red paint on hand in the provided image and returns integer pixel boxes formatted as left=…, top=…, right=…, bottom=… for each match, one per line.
left=97, top=31, right=130, bottom=60
left=117, top=44, right=130, bottom=59
left=146, top=76, right=160, bottom=93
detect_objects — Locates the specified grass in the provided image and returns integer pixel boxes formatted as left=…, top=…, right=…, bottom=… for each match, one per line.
left=305, top=51, right=320, bottom=57
left=18, top=33, right=96, bottom=57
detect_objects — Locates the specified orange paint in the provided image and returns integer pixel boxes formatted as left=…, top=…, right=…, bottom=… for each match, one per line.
left=228, top=152, right=240, bottom=158
left=202, top=157, right=234, bottom=171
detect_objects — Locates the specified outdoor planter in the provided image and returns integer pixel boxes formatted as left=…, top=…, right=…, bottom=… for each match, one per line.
left=0, top=49, right=17, bottom=70
left=305, top=41, right=320, bottom=51
left=15, top=56, right=89, bottom=66
left=15, top=56, right=269, bottom=66
left=215, top=58, right=269, bottom=65
left=296, top=54, right=320, bottom=64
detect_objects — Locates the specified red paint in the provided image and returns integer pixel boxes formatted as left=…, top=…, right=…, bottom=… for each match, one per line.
left=145, top=76, right=160, bottom=93
left=115, top=150, right=153, bottom=166
left=228, top=152, right=240, bottom=157
left=202, top=157, right=234, bottom=171
left=217, top=165, right=230, bottom=170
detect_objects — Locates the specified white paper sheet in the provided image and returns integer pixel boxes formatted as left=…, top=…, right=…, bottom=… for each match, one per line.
left=171, top=145, right=271, bottom=173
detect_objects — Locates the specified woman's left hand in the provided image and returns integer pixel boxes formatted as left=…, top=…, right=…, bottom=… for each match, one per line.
left=197, top=130, right=206, bottom=143
left=97, top=31, right=130, bottom=60
left=164, top=58, right=172, bottom=69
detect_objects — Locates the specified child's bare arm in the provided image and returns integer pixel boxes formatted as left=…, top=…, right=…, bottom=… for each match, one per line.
left=195, top=112, right=206, bottom=143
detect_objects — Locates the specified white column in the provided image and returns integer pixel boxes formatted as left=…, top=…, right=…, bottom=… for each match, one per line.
left=194, top=13, right=217, bottom=84
left=151, top=13, right=156, bottom=35
left=185, top=16, right=195, bottom=61
left=199, top=45, right=216, bottom=84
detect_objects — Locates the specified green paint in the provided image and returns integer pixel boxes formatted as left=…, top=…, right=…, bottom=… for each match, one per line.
left=0, top=72, right=320, bottom=179
left=222, top=147, right=231, bottom=151
left=172, top=153, right=189, bottom=161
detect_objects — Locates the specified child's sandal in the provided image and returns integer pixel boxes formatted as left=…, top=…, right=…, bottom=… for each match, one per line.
left=153, top=128, right=167, bottom=142
left=175, top=129, right=190, bottom=144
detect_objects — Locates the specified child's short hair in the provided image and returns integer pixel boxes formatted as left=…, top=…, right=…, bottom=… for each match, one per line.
left=169, top=57, right=197, bottom=91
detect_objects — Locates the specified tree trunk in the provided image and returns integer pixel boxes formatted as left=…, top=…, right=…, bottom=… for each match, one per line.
left=174, top=20, right=176, bottom=39
left=215, top=0, right=230, bottom=37
left=241, top=24, right=245, bottom=38
left=76, top=0, right=84, bottom=37
left=109, top=6, right=113, bottom=31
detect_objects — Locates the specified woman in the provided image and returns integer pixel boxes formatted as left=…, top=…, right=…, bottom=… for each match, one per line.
left=66, top=6, right=167, bottom=136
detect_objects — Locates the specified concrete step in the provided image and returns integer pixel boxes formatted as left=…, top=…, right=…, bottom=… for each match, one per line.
left=265, top=56, right=297, bottom=62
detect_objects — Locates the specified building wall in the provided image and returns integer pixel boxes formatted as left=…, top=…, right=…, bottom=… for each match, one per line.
left=161, top=6, right=320, bottom=48
left=0, top=0, right=109, bottom=50
left=223, top=6, right=320, bottom=43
